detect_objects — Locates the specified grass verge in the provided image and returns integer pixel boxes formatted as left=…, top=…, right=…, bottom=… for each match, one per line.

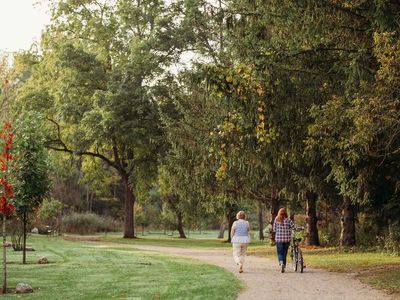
left=248, top=244, right=400, bottom=298
left=91, top=232, right=265, bottom=249
left=3, top=235, right=242, bottom=300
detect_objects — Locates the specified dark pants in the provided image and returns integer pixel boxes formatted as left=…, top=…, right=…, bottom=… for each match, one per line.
left=276, top=242, right=290, bottom=266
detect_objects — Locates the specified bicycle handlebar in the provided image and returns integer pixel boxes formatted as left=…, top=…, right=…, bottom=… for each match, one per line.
left=293, top=227, right=305, bottom=231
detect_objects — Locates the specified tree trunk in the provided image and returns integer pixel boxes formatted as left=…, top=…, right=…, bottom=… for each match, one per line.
left=217, top=221, right=225, bottom=239
left=340, top=196, right=356, bottom=247
left=2, top=214, right=6, bottom=294
left=269, top=190, right=280, bottom=243
left=23, top=212, right=27, bottom=264
left=306, top=191, right=320, bottom=246
left=86, top=186, right=90, bottom=212
left=258, top=200, right=264, bottom=240
left=199, top=222, right=202, bottom=234
left=122, top=177, right=135, bottom=238
left=226, top=210, right=236, bottom=243
left=177, top=212, right=186, bottom=238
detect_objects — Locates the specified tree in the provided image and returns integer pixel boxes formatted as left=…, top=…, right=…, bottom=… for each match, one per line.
left=15, top=0, right=182, bottom=238
left=158, top=166, right=187, bottom=238
left=13, top=111, right=50, bottom=263
left=0, top=122, right=16, bottom=294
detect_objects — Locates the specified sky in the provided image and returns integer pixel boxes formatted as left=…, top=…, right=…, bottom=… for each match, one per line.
left=0, top=0, right=51, bottom=52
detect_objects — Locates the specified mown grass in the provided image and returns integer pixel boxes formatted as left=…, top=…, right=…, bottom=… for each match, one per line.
left=99, top=232, right=400, bottom=297
left=2, top=235, right=242, bottom=299
left=357, top=267, right=400, bottom=296
left=96, top=231, right=265, bottom=249
left=247, top=243, right=400, bottom=298
left=247, top=245, right=400, bottom=271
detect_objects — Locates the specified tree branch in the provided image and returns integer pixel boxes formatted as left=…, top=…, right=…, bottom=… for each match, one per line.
left=45, top=118, right=120, bottom=170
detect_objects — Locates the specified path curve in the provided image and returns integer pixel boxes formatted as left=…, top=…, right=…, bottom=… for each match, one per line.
left=102, top=243, right=389, bottom=300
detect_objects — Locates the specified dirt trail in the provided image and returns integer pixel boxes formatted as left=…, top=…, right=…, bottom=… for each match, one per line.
left=99, top=243, right=389, bottom=300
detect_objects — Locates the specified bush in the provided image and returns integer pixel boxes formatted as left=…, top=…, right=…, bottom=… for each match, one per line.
left=38, top=198, right=62, bottom=224
left=8, top=218, right=24, bottom=251
left=377, top=223, right=400, bottom=255
left=61, top=213, right=121, bottom=235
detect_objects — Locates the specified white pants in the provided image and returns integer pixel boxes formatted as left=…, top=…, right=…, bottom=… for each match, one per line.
left=232, top=243, right=248, bottom=265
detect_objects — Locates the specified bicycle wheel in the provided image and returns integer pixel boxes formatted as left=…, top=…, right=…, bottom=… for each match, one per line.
left=297, top=249, right=304, bottom=273
left=291, top=248, right=298, bottom=272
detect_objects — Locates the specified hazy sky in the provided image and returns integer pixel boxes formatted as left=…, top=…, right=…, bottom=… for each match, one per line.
left=0, top=0, right=51, bottom=52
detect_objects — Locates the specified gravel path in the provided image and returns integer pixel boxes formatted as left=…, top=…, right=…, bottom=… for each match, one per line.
left=124, top=244, right=389, bottom=300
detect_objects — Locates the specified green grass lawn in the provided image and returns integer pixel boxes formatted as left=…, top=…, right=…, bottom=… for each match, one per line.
left=95, top=231, right=265, bottom=249
left=2, top=235, right=242, bottom=300
left=97, top=232, right=400, bottom=297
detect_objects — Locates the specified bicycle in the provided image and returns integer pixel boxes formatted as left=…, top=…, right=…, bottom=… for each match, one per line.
left=290, top=228, right=305, bottom=273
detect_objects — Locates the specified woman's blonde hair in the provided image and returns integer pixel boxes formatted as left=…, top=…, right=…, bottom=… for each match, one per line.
left=236, top=211, right=246, bottom=220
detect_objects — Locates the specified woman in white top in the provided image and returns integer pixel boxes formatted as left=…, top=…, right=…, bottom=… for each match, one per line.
left=230, top=211, right=250, bottom=273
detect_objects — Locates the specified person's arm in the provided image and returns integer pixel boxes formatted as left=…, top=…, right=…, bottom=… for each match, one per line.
left=289, top=219, right=295, bottom=230
left=289, top=219, right=304, bottom=231
left=273, top=219, right=277, bottom=232
left=231, top=222, right=236, bottom=238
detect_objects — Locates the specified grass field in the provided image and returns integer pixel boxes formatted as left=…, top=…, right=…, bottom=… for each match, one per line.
left=2, top=235, right=242, bottom=299
left=98, top=231, right=400, bottom=297
left=96, top=231, right=265, bottom=249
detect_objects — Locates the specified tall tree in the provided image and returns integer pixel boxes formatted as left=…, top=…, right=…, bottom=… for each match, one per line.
left=13, top=111, right=50, bottom=264
left=15, top=0, right=181, bottom=237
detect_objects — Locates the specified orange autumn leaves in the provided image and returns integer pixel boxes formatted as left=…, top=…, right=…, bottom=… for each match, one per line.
left=0, top=122, right=16, bottom=216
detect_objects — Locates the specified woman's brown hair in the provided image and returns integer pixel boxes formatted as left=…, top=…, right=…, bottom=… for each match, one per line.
left=276, top=208, right=288, bottom=223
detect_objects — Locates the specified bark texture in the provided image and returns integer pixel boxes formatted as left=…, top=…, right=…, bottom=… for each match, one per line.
left=258, top=200, right=264, bottom=240
left=123, top=177, right=135, bottom=238
left=340, top=196, right=356, bottom=247
left=269, top=191, right=280, bottom=243
left=217, top=222, right=225, bottom=239
left=177, top=211, right=186, bottom=238
left=306, top=191, right=320, bottom=246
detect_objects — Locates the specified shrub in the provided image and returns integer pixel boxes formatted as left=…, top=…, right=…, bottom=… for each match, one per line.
left=8, top=218, right=24, bottom=251
left=377, top=223, right=400, bottom=255
left=38, top=198, right=62, bottom=224
left=61, top=213, right=121, bottom=235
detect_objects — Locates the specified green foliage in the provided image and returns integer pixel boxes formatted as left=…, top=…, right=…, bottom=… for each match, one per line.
left=12, top=111, right=51, bottom=214
left=8, top=0, right=400, bottom=244
left=377, top=223, right=400, bottom=255
left=13, top=0, right=186, bottom=237
left=37, top=198, right=61, bottom=223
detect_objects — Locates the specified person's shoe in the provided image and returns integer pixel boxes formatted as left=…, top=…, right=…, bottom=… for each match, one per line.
left=281, top=264, right=285, bottom=273
left=239, top=263, right=243, bottom=273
